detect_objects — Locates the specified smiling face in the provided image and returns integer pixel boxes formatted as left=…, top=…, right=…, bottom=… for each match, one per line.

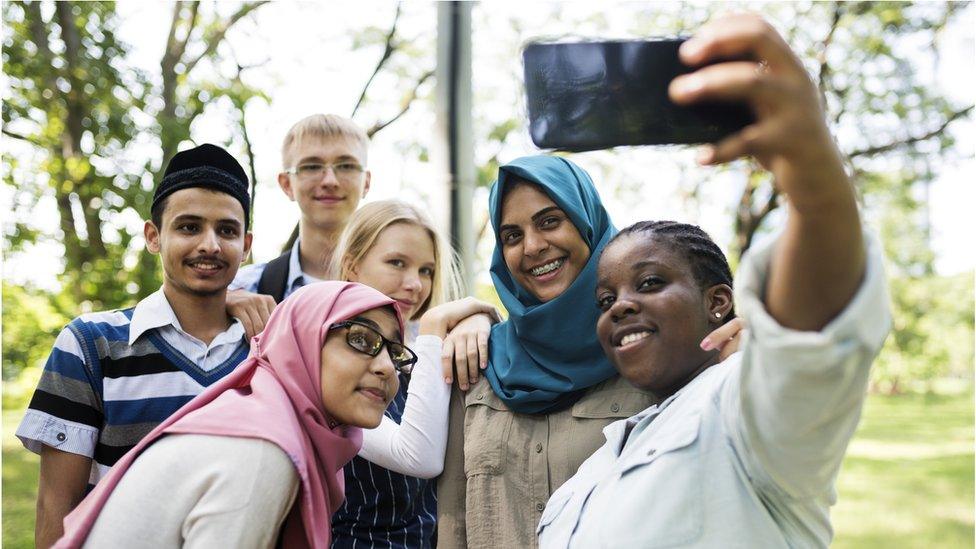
left=279, top=135, right=371, bottom=233
left=498, top=182, right=590, bottom=302
left=595, top=233, right=732, bottom=397
left=319, top=306, right=401, bottom=428
left=145, top=187, right=251, bottom=298
left=346, top=222, right=436, bottom=320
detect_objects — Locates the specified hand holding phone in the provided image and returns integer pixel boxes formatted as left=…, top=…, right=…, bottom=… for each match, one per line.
left=523, top=38, right=755, bottom=151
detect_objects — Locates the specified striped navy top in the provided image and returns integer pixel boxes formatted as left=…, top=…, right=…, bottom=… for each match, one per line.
left=16, top=307, right=248, bottom=487
left=331, top=374, right=438, bottom=548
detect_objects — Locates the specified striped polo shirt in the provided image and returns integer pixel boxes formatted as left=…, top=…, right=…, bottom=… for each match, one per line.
left=16, top=291, right=248, bottom=487
left=331, top=375, right=438, bottom=549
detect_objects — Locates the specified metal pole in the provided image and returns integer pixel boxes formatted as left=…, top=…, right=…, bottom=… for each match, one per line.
left=436, top=1, right=474, bottom=292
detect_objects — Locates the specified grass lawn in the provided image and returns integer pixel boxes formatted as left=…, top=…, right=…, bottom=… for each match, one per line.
left=3, top=391, right=974, bottom=547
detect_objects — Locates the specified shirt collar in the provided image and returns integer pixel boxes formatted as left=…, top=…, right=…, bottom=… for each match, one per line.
left=288, top=237, right=325, bottom=291
left=128, top=289, right=181, bottom=345
left=128, top=288, right=246, bottom=346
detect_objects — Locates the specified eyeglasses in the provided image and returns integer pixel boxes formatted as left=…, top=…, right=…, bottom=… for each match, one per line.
left=329, top=320, right=417, bottom=374
left=285, top=162, right=365, bottom=182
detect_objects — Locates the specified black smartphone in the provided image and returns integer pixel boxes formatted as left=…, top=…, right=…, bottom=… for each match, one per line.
left=522, top=39, right=755, bottom=151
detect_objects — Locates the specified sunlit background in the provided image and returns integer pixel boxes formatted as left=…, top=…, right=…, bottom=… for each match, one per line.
left=2, top=2, right=974, bottom=547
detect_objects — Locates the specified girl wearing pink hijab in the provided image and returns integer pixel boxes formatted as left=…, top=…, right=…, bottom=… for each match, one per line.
left=55, top=281, right=415, bottom=549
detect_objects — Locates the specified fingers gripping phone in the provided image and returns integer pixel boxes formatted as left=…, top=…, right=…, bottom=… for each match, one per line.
left=522, top=39, right=755, bottom=151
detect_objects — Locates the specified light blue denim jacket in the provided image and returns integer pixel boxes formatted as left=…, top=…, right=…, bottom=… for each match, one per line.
left=537, top=232, right=891, bottom=548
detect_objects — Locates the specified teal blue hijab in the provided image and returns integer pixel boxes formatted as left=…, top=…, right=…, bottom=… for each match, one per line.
left=484, top=155, right=618, bottom=414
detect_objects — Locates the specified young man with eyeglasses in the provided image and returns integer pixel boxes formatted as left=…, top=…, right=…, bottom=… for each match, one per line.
left=227, top=114, right=372, bottom=337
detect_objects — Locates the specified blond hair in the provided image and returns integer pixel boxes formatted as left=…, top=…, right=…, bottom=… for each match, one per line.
left=330, top=200, right=463, bottom=320
left=281, top=114, right=369, bottom=169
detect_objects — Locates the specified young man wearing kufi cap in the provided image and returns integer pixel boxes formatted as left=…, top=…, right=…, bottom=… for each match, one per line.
left=17, top=144, right=254, bottom=548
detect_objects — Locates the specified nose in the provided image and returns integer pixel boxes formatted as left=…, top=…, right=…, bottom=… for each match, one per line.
left=522, top=229, right=549, bottom=257
left=609, top=294, right=639, bottom=323
left=197, top=228, right=221, bottom=255
left=403, top=271, right=422, bottom=294
left=320, top=165, right=339, bottom=186
left=370, top=348, right=397, bottom=378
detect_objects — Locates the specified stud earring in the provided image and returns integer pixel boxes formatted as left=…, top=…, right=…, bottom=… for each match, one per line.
left=714, top=312, right=722, bottom=318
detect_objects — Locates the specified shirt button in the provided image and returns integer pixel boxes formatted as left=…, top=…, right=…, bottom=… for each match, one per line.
left=536, top=502, right=545, bottom=512
left=477, top=393, right=485, bottom=400
left=535, top=443, right=543, bottom=453
left=56, top=432, right=66, bottom=442
left=610, top=403, right=620, bottom=413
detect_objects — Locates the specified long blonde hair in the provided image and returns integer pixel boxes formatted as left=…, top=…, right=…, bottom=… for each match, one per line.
left=330, top=200, right=463, bottom=320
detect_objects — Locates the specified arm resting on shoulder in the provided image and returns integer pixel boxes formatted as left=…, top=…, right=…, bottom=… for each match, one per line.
left=358, top=336, right=450, bottom=478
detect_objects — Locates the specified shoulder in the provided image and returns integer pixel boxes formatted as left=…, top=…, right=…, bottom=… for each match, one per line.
left=231, top=263, right=267, bottom=292
left=146, top=434, right=297, bottom=487
left=62, top=309, right=132, bottom=350
left=574, top=374, right=659, bottom=419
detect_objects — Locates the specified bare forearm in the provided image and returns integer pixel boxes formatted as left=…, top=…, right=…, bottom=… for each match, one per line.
left=36, top=495, right=82, bottom=548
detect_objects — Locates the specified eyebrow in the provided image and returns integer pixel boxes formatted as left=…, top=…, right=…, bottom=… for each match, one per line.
left=499, top=206, right=563, bottom=233
left=351, top=315, right=403, bottom=342
left=297, top=154, right=359, bottom=165
left=596, top=260, right=667, bottom=287
left=632, top=260, right=666, bottom=271
left=171, top=214, right=242, bottom=228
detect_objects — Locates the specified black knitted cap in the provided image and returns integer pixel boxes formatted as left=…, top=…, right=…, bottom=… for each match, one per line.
left=152, top=144, right=251, bottom=229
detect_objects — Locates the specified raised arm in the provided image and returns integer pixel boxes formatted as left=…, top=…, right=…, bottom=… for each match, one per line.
left=672, top=13, right=890, bottom=499
left=671, top=14, right=865, bottom=329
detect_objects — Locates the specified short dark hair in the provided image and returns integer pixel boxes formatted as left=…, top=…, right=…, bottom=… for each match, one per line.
left=607, top=220, right=735, bottom=320
left=150, top=195, right=169, bottom=230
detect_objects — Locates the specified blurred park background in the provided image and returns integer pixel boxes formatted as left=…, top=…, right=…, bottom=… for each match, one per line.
left=2, top=1, right=973, bottom=547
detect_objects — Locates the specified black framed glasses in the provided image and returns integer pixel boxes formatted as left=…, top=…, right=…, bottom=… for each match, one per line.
left=329, top=320, right=417, bottom=374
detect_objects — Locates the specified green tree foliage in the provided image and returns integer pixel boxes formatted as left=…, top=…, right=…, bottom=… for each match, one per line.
left=3, top=1, right=149, bottom=309
left=2, top=1, right=268, bottom=385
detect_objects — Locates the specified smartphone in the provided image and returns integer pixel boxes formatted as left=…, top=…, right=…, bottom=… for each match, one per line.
left=522, top=39, right=755, bottom=151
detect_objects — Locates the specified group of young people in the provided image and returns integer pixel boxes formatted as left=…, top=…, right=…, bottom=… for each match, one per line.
left=16, top=14, right=890, bottom=549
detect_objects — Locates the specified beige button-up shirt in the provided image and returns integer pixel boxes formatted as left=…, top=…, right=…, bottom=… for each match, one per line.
left=437, top=374, right=658, bottom=548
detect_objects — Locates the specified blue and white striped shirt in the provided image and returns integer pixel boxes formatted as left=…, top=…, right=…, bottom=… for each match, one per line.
left=16, top=290, right=248, bottom=487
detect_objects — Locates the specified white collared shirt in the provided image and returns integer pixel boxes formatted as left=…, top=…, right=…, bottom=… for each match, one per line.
left=129, top=290, right=246, bottom=372
left=538, top=231, right=891, bottom=548
left=231, top=239, right=323, bottom=299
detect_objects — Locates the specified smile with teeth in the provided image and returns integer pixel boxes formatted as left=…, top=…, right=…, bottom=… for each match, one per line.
left=618, top=331, right=652, bottom=347
left=187, top=260, right=222, bottom=271
left=530, top=258, right=564, bottom=276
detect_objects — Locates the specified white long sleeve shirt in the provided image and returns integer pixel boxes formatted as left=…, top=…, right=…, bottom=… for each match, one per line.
left=358, top=334, right=450, bottom=478
left=538, top=232, right=891, bottom=548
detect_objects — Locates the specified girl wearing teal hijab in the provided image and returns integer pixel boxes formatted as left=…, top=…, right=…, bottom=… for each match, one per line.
left=484, top=155, right=619, bottom=414
left=438, top=155, right=660, bottom=549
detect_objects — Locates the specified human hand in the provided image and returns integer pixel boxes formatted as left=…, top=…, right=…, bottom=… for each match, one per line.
left=441, top=313, right=494, bottom=391
left=669, top=13, right=849, bottom=205
left=700, top=317, right=747, bottom=362
left=418, top=297, right=501, bottom=339
left=226, top=289, right=276, bottom=341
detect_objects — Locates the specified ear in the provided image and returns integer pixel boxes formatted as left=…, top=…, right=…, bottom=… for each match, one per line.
left=278, top=172, right=296, bottom=201
left=361, top=170, right=371, bottom=198
left=242, top=232, right=253, bottom=260
left=144, top=221, right=162, bottom=254
left=342, top=256, right=359, bottom=282
left=705, top=284, right=734, bottom=325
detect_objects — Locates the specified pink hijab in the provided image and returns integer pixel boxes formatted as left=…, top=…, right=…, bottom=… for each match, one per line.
left=56, top=281, right=402, bottom=549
